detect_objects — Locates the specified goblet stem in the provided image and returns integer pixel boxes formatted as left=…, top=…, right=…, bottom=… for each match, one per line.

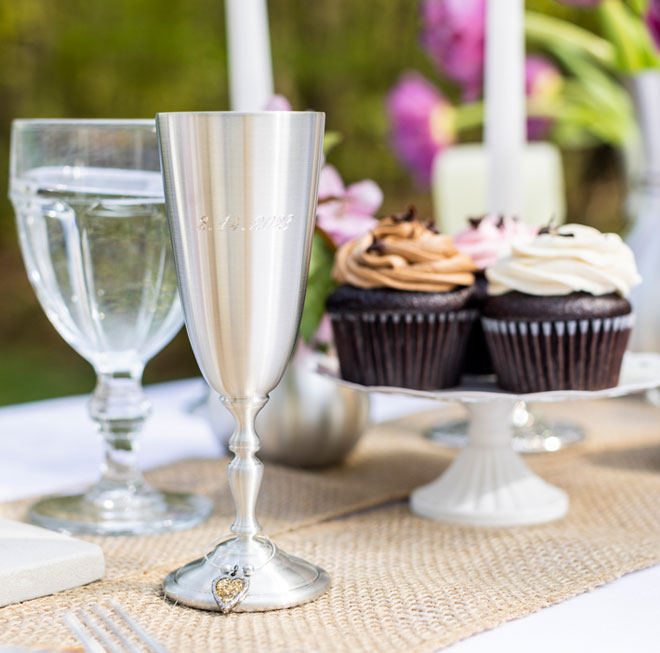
left=29, top=363, right=213, bottom=535
left=222, top=395, right=268, bottom=539
left=89, top=370, right=151, bottom=492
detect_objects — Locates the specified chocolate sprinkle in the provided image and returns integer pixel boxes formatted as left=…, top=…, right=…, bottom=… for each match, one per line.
left=366, top=236, right=387, bottom=254
left=424, top=219, right=439, bottom=234
left=392, top=205, right=417, bottom=223
left=538, top=223, right=574, bottom=238
left=386, top=205, right=437, bottom=233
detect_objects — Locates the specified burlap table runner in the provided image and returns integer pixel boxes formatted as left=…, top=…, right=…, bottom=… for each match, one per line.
left=3, top=397, right=660, bottom=651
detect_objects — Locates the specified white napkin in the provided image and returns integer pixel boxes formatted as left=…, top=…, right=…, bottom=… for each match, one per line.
left=0, top=519, right=104, bottom=607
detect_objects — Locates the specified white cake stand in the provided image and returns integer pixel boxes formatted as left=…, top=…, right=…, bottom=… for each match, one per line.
left=426, top=395, right=587, bottom=454
left=318, top=352, right=660, bottom=527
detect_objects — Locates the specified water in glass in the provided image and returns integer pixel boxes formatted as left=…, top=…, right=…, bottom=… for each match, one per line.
left=11, top=166, right=182, bottom=374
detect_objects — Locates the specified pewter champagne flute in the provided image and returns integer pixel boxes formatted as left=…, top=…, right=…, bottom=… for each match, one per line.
left=9, top=119, right=212, bottom=535
left=157, top=111, right=330, bottom=612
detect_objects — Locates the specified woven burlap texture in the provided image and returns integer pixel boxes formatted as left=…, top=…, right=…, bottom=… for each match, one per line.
left=3, top=398, right=660, bottom=652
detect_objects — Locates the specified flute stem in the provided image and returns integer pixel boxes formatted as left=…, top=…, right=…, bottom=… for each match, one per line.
left=223, top=395, right=268, bottom=539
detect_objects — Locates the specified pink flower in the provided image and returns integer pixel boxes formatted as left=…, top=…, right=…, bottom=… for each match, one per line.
left=310, top=314, right=333, bottom=349
left=386, top=73, right=456, bottom=186
left=420, top=0, right=485, bottom=100
left=316, top=165, right=383, bottom=246
left=647, top=0, right=660, bottom=51
left=264, top=94, right=293, bottom=111
left=525, top=55, right=562, bottom=140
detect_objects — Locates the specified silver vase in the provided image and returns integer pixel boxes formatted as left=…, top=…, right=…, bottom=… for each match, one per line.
left=258, top=351, right=369, bottom=467
left=206, top=351, right=370, bottom=468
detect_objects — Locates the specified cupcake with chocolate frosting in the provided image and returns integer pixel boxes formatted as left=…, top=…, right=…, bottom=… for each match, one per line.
left=453, top=215, right=537, bottom=375
left=482, top=223, right=641, bottom=392
left=326, top=208, right=478, bottom=389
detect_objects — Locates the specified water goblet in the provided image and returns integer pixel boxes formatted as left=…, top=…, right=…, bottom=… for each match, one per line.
left=9, top=119, right=213, bottom=536
left=157, top=111, right=330, bottom=612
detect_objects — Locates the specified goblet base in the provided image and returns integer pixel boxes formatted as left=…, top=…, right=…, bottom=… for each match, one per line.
left=28, top=487, right=212, bottom=536
left=163, top=535, right=330, bottom=612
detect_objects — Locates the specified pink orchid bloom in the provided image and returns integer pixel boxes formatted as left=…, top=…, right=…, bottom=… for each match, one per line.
left=525, top=55, right=563, bottom=140
left=316, top=165, right=382, bottom=247
left=264, top=94, right=293, bottom=111
left=386, top=73, right=456, bottom=187
left=648, top=0, right=660, bottom=51
left=420, top=0, right=485, bottom=101
left=310, top=314, right=334, bottom=350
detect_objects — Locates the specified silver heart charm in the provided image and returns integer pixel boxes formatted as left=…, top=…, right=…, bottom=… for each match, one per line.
left=211, top=565, right=251, bottom=614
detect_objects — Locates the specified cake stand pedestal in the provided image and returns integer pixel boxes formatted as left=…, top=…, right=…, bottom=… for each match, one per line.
left=413, top=400, right=567, bottom=526
left=426, top=398, right=586, bottom=454
left=318, top=352, right=660, bottom=527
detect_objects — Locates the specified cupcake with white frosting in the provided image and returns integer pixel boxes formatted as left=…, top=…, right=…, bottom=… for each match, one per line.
left=326, top=208, right=478, bottom=389
left=482, top=224, right=641, bottom=392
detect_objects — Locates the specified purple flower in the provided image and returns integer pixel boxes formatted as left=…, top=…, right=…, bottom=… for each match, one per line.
left=420, top=0, right=485, bottom=100
left=525, top=55, right=562, bottom=140
left=316, top=165, right=383, bottom=247
left=264, top=94, right=293, bottom=111
left=647, top=0, right=660, bottom=51
left=386, top=73, right=456, bottom=186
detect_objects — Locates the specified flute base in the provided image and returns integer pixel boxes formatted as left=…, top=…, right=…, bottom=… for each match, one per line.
left=28, top=486, right=212, bottom=537
left=163, top=535, right=331, bottom=612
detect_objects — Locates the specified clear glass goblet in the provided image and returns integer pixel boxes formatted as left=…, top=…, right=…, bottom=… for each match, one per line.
left=9, top=119, right=212, bottom=535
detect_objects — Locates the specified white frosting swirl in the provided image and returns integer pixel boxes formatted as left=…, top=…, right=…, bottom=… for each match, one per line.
left=486, top=224, right=641, bottom=297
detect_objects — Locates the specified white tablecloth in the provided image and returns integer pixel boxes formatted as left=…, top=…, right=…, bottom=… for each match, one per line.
left=1, top=379, right=658, bottom=652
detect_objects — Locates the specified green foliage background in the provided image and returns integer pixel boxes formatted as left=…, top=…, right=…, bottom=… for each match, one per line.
left=0, top=0, right=625, bottom=405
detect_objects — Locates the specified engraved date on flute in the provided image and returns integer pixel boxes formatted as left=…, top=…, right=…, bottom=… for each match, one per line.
left=197, top=214, right=293, bottom=232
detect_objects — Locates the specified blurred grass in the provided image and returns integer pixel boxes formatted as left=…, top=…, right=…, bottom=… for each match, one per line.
left=0, top=0, right=627, bottom=405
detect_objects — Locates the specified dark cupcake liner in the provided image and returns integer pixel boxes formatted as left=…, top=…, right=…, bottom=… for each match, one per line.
left=330, top=309, right=477, bottom=390
left=460, top=272, right=492, bottom=376
left=482, top=313, right=634, bottom=393
left=461, top=319, right=493, bottom=376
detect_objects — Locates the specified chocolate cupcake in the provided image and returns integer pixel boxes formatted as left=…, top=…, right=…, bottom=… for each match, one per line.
left=326, top=209, right=477, bottom=390
left=482, top=224, right=641, bottom=392
left=453, top=215, right=537, bottom=375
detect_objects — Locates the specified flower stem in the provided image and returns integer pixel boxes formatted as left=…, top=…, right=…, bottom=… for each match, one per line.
left=525, top=11, right=616, bottom=69
left=454, top=102, right=484, bottom=132
left=454, top=101, right=562, bottom=135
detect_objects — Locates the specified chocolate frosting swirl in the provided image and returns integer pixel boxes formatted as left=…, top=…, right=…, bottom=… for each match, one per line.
left=333, top=216, right=477, bottom=292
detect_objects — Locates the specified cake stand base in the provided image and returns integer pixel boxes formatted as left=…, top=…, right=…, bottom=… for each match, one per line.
left=412, top=401, right=569, bottom=526
left=163, top=535, right=330, bottom=612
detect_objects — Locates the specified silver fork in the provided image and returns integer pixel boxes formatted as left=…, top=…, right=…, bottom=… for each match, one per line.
left=63, top=601, right=169, bottom=653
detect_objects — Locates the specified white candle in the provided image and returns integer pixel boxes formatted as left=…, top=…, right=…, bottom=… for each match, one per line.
left=225, top=0, right=274, bottom=111
left=485, top=0, right=526, bottom=216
